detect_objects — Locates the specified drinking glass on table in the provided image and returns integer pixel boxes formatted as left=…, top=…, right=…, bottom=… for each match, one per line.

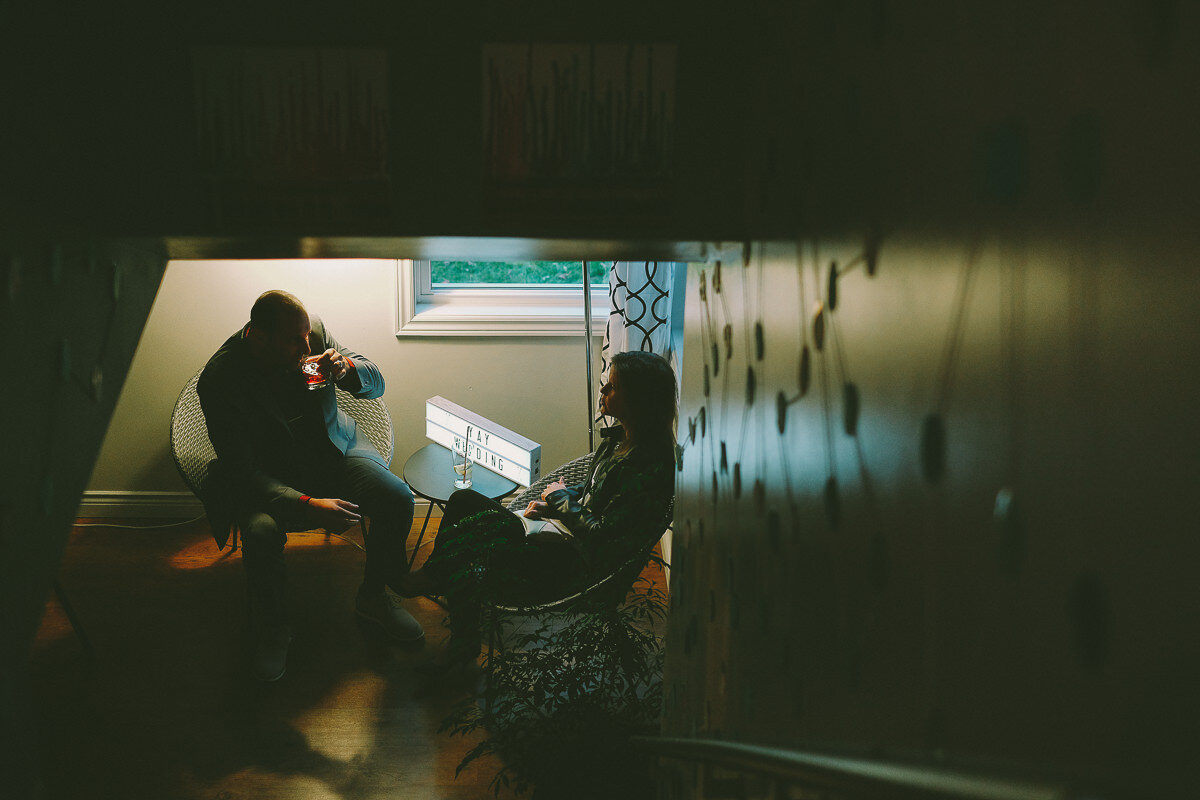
left=453, top=427, right=473, bottom=489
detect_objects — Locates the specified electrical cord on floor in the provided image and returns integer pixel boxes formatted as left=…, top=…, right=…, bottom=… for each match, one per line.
left=289, top=532, right=438, bottom=557
left=70, top=517, right=438, bottom=559
left=73, top=516, right=208, bottom=530
left=292, top=530, right=366, bottom=552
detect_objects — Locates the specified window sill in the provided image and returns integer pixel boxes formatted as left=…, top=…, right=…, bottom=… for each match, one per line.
left=396, top=260, right=607, bottom=337
left=397, top=300, right=606, bottom=337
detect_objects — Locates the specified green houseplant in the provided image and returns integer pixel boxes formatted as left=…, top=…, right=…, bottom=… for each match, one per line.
left=441, top=576, right=668, bottom=799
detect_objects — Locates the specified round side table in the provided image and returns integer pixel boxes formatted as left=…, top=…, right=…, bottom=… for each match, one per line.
left=401, top=442, right=519, bottom=567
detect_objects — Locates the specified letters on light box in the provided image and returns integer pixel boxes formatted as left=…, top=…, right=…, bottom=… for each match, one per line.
left=425, top=396, right=542, bottom=486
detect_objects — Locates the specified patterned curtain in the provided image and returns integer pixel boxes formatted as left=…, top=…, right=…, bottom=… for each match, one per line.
left=597, top=260, right=678, bottom=426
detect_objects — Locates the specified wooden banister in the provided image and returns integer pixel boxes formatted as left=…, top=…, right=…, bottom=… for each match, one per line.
left=633, top=736, right=1076, bottom=800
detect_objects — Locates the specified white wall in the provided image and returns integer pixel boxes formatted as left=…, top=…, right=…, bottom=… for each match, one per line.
left=86, top=259, right=598, bottom=504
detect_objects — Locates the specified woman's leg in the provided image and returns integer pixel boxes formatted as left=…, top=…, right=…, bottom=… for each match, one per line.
left=418, top=503, right=527, bottom=665
left=419, top=489, right=514, bottom=584
left=441, top=515, right=584, bottom=660
left=443, top=488, right=507, bottom=526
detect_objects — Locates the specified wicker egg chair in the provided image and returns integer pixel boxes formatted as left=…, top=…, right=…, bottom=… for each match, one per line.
left=169, top=367, right=395, bottom=549
left=496, top=452, right=672, bottom=615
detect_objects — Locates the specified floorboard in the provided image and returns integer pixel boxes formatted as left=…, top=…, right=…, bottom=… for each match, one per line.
left=31, top=517, right=513, bottom=800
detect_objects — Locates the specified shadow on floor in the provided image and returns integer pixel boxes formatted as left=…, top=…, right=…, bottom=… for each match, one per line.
left=31, top=520, right=511, bottom=800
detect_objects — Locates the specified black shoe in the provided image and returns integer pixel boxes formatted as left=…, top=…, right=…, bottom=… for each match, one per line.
left=416, top=637, right=480, bottom=676
left=250, top=625, right=291, bottom=682
left=389, top=569, right=441, bottom=599
left=355, top=587, right=425, bottom=643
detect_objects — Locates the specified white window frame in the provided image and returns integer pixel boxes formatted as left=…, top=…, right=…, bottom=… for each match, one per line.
left=395, top=259, right=609, bottom=336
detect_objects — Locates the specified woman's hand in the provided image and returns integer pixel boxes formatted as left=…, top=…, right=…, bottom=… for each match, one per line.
left=522, top=500, right=549, bottom=519
left=540, top=480, right=567, bottom=501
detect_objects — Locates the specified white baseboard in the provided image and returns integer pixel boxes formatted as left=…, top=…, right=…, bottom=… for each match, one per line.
left=77, top=491, right=204, bottom=518
left=77, top=491, right=442, bottom=520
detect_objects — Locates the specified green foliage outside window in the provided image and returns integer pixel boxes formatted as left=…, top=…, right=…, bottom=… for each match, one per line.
left=432, top=261, right=611, bottom=286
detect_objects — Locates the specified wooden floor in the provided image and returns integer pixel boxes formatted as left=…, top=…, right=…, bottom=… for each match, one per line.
left=30, top=516, right=514, bottom=800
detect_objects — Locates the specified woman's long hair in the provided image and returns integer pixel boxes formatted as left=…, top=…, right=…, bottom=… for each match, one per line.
left=611, top=350, right=677, bottom=446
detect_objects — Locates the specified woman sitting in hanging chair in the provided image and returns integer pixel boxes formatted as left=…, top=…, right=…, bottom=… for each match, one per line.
left=394, top=350, right=678, bottom=671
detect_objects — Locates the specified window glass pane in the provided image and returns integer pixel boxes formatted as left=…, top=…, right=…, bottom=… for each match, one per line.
left=431, top=260, right=610, bottom=286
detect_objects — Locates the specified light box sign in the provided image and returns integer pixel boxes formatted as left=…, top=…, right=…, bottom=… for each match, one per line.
left=425, top=396, right=541, bottom=487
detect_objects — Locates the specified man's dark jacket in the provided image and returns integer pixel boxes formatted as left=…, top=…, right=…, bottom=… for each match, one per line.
left=196, top=316, right=386, bottom=548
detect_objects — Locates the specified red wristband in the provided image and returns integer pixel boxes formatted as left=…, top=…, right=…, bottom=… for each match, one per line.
left=300, top=495, right=311, bottom=505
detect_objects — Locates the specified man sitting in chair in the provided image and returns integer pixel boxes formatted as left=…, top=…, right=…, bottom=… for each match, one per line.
left=198, top=290, right=421, bottom=681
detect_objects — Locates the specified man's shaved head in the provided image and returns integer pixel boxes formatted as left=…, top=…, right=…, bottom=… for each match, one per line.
left=249, top=290, right=308, bottom=333
left=245, top=290, right=312, bottom=371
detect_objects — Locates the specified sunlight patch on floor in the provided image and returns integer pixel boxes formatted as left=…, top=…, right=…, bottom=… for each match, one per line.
left=292, top=671, right=387, bottom=761
left=214, top=771, right=345, bottom=800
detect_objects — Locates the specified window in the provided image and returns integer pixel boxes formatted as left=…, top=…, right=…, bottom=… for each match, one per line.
left=397, top=259, right=612, bottom=336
